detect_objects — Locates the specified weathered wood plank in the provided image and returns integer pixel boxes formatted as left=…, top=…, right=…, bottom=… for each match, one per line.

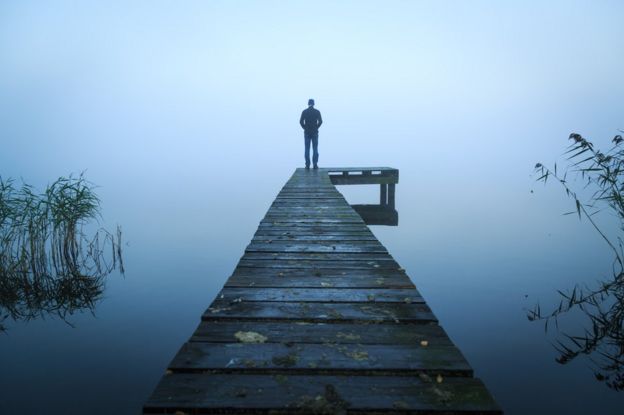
left=204, top=301, right=436, bottom=323
left=254, top=230, right=375, bottom=237
left=237, top=260, right=401, bottom=270
left=268, top=205, right=354, bottom=209
left=144, top=374, right=502, bottom=414
left=217, top=288, right=423, bottom=303
left=248, top=240, right=385, bottom=246
left=273, top=195, right=345, bottom=199
left=226, top=268, right=415, bottom=288
left=323, top=166, right=398, bottom=172
left=245, top=242, right=387, bottom=253
left=266, top=206, right=356, bottom=211
left=190, top=321, right=451, bottom=345
left=225, top=275, right=415, bottom=289
left=260, top=219, right=365, bottom=225
left=241, top=252, right=395, bottom=261
left=257, top=223, right=370, bottom=230
left=330, top=175, right=399, bottom=185
left=264, top=213, right=358, bottom=217
left=168, top=342, right=473, bottom=376
left=230, top=267, right=410, bottom=278
left=251, top=234, right=379, bottom=241
left=271, top=199, right=350, bottom=204
left=262, top=216, right=363, bottom=221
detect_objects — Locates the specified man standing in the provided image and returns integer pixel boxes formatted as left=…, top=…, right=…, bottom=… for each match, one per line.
left=299, top=98, right=323, bottom=169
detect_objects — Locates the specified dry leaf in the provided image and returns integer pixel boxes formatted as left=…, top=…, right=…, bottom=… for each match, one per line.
left=234, top=331, right=268, bottom=343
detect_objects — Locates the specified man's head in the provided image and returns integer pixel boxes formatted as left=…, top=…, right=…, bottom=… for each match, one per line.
left=308, top=98, right=315, bottom=107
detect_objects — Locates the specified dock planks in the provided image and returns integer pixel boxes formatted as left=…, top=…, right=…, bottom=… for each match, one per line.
left=144, top=168, right=501, bottom=414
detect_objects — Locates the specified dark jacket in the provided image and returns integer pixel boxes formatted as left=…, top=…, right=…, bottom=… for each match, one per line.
left=300, top=107, right=323, bottom=135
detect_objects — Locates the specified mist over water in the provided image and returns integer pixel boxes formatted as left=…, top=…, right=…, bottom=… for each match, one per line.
left=1, top=1, right=624, bottom=413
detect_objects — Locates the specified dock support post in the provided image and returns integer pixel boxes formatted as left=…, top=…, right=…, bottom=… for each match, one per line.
left=380, top=184, right=387, bottom=205
left=388, top=184, right=395, bottom=209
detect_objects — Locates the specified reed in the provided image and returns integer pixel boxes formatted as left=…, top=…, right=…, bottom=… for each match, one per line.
left=530, top=132, right=624, bottom=390
left=0, top=174, right=123, bottom=331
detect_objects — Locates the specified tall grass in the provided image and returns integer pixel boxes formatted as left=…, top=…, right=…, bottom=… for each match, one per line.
left=0, top=174, right=123, bottom=331
left=530, top=132, right=624, bottom=390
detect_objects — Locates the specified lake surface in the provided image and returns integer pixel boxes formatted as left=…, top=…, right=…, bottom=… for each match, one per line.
left=1, top=165, right=623, bottom=414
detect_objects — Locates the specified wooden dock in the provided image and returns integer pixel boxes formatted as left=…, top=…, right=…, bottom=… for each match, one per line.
left=144, top=167, right=501, bottom=414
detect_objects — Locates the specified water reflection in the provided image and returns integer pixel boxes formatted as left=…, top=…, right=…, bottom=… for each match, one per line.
left=0, top=175, right=123, bottom=331
left=351, top=204, right=398, bottom=226
left=529, top=269, right=624, bottom=391
left=0, top=273, right=105, bottom=331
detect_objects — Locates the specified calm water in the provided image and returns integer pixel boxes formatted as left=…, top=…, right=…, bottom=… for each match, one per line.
left=1, top=167, right=622, bottom=414
left=2, top=2, right=624, bottom=413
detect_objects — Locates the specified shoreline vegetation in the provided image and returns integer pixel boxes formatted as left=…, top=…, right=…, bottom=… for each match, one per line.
left=531, top=132, right=624, bottom=390
left=0, top=174, right=123, bottom=331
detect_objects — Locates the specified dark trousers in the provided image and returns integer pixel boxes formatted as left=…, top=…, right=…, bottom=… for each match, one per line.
left=304, top=133, right=319, bottom=167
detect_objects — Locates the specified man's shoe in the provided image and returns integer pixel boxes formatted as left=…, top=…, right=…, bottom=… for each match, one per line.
left=305, top=165, right=310, bottom=169
left=313, top=165, right=318, bottom=169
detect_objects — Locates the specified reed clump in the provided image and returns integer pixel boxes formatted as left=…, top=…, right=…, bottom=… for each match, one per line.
left=530, top=132, right=624, bottom=390
left=0, top=174, right=123, bottom=331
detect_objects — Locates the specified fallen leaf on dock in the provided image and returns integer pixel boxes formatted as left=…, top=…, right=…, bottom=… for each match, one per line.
left=420, top=340, right=429, bottom=347
left=436, top=374, right=444, bottom=383
left=234, top=331, right=268, bottom=343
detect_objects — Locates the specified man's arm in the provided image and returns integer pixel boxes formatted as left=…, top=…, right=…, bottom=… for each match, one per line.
left=317, top=111, right=323, bottom=128
left=300, top=111, right=305, bottom=129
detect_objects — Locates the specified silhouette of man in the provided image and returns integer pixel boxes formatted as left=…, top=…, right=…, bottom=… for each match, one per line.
left=300, top=98, right=323, bottom=169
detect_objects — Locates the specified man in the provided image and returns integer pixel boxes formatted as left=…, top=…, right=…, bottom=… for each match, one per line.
left=299, top=98, right=323, bottom=169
